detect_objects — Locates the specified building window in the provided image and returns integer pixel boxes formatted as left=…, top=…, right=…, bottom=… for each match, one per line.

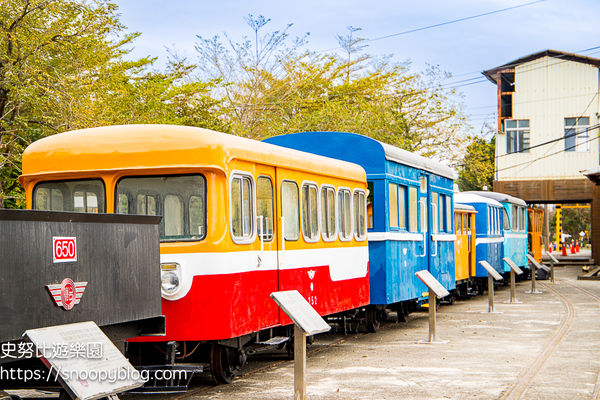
left=564, top=117, right=590, bottom=152
left=505, top=119, right=530, bottom=154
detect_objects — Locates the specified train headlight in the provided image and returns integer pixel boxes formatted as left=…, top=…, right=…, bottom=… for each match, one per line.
left=161, top=263, right=181, bottom=295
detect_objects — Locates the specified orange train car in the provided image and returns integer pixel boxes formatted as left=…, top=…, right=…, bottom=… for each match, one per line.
left=528, top=207, right=543, bottom=262
left=454, top=202, right=477, bottom=296
left=19, top=124, right=371, bottom=383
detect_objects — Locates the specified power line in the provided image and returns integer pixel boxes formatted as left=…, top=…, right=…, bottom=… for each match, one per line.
left=496, top=131, right=600, bottom=172
left=367, top=0, right=546, bottom=43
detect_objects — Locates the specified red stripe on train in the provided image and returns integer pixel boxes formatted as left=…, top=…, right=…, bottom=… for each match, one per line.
left=130, top=263, right=370, bottom=342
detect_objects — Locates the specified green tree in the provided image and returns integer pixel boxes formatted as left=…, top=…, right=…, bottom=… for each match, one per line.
left=0, top=0, right=225, bottom=208
left=456, top=135, right=495, bottom=191
left=549, top=207, right=590, bottom=243
left=195, top=18, right=468, bottom=161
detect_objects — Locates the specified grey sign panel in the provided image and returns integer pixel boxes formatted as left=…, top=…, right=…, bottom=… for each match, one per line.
left=415, top=270, right=449, bottom=298
left=270, top=291, right=331, bottom=336
left=546, top=252, right=559, bottom=264
left=527, top=254, right=551, bottom=272
left=503, top=257, right=524, bottom=275
left=478, top=261, right=503, bottom=281
left=25, top=321, right=143, bottom=400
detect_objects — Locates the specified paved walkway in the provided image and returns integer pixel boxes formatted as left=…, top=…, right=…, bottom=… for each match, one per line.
left=144, top=265, right=600, bottom=400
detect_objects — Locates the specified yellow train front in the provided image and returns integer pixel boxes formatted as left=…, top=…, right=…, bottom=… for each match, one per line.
left=19, top=124, right=371, bottom=383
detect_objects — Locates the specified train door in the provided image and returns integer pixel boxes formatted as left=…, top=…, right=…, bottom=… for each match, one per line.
left=467, top=213, right=476, bottom=277
left=253, top=165, right=280, bottom=328
left=424, top=174, right=453, bottom=290
left=418, top=174, right=430, bottom=274
left=454, top=212, right=467, bottom=281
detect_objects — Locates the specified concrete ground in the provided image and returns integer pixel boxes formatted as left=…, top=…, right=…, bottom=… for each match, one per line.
left=156, top=264, right=600, bottom=400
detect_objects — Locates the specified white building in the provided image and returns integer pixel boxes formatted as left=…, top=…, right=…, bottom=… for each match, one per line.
left=483, top=49, right=600, bottom=257
left=483, top=50, right=600, bottom=189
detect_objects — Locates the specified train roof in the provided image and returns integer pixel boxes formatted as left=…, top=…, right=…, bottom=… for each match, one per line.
left=264, top=131, right=456, bottom=179
left=463, top=191, right=527, bottom=206
left=20, top=125, right=366, bottom=183
left=454, top=202, right=476, bottom=212
left=454, top=192, right=503, bottom=208
left=378, top=141, right=456, bottom=179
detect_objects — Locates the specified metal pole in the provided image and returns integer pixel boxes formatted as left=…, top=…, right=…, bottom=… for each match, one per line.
left=531, top=264, right=537, bottom=293
left=550, top=258, right=555, bottom=284
left=509, top=269, right=516, bottom=303
left=428, top=294, right=436, bottom=342
left=488, top=275, right=495, bottom=312
left=294, top=325, right=306, bottom=400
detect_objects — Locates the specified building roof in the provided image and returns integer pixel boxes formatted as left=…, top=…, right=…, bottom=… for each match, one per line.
left=482, top=49, right=600, bottom=84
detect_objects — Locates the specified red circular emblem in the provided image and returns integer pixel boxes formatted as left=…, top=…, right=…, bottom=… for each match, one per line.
left=60, top=278, right=76, bottom=311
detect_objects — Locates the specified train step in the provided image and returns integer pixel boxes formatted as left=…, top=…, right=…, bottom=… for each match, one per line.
left=256, top=336, right=289, bottom=346
left=130, top=364, right=206, bottom=393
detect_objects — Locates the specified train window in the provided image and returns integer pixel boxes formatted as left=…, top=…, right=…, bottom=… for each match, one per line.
left=367, top=182, right=374, bottom=230
left=165, top=195, right=184, bottom=236
left=519, top=207, right=525, bottom=232
left=231, top=175, right=254, bottom=240
left=301, top=183, right=319, bottom=241
left=446, top=195, right=452, bottom=233
left=354, top=190, right=367, bottom=240
left=389, top=183, right=399, bottom=228
left=136, top=194, right=158, bottom=215
left=282, top=181, right=300, bottom=241
left=409, top=187, right=418, bottom=232
left=189, top=196, right=205, bottom=237
left=457, top=213, right=463, bottom=233
left=420, top=196, right=428, bottom=233
left=320, top=186, right=336, bottom=241
left=116, top=175, right=206, bottom=241
left=257, top=177, right=274, bottom=241
left=398, top=186, right=406, bottom=229
left=511, top=205, right=518, bottom=231
left=462, top=214, right=468, bottom=234
left=338, top=189, right=352, bottom=240
left=432, top=192, right=439, bottom=234
left=34, top=179, right=105, bottom=213
left=503, top=209, right=510, bottom=230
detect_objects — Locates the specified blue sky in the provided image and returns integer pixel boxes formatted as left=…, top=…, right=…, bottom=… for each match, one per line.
left=115, top=0, right=600, bottom=136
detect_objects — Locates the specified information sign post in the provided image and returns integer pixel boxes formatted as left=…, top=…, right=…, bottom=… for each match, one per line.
left=415, top=270, right=449, bottom=344
left=271, top=290, right=331, bottom=400
left=503, top=257, right=524, bottom=304
left=526, top=254, right=551, bottom=294
left=478, top=261, right=503, bottom=313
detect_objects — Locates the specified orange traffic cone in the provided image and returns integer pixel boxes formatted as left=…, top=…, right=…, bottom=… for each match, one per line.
left=570, top=242, right=576, bottom=254
left=562, top=242, right=567, bottom=256
left=576, top=241, right=580, bottom=252
left=548, top=243, right=553, bottom=253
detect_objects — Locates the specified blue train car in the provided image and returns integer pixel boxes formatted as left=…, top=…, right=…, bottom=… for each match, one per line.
left=264, top=131, right=456, bottom=313
left=465, top=191, right=529, bottom=274
left=454, top=193, right=504, bottom=279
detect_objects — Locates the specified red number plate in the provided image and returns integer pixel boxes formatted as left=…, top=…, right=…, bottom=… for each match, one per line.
left=53, top=237, right=77, bottom=263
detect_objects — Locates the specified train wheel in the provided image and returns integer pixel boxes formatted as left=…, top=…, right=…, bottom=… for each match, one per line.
left=365, top=308, right=380, bottom=333
left=210, top=344, right=246, bottom=384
